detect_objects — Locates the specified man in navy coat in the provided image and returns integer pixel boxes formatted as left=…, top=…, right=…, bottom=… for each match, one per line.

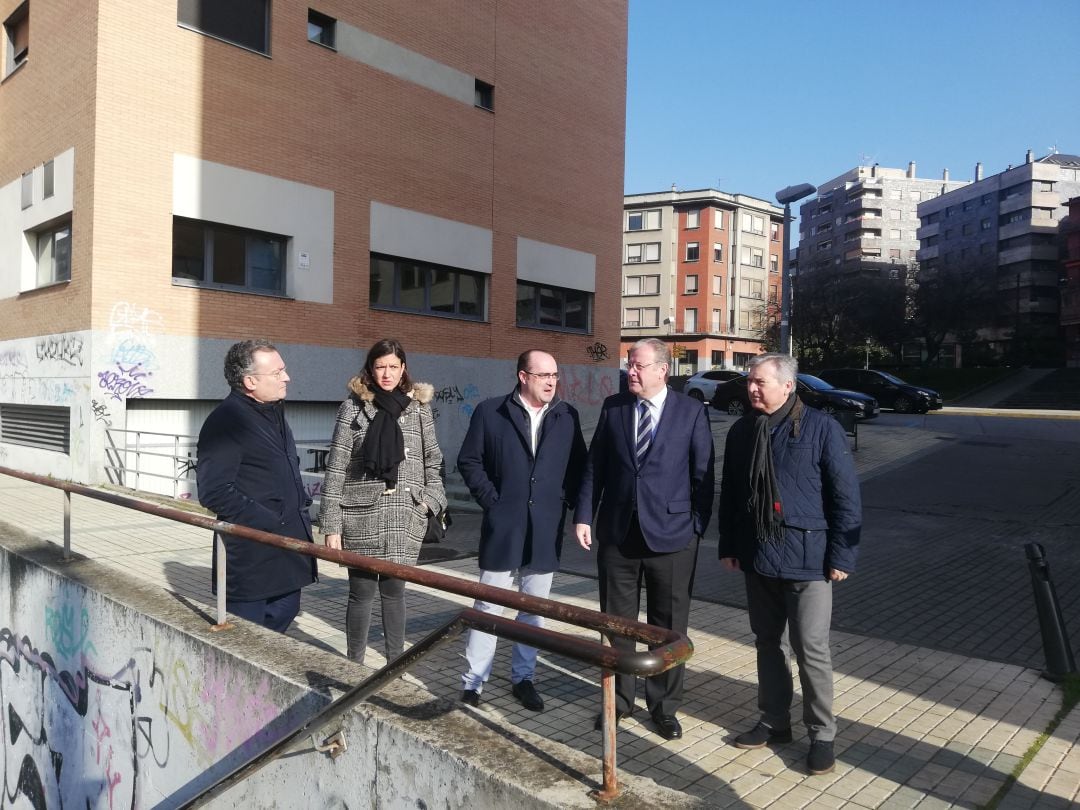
left=457, top=350, right=586, bottom=711
left=197, top=340, right=317, bottom=632
left=575, top=338, right=714, bottom=740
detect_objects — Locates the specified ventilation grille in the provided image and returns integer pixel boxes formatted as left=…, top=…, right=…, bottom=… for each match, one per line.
left=0, top=404, right=70, bottom=453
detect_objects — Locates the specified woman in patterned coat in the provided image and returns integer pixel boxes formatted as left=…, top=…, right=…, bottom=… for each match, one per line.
left=319, top=338, right=447, bottom=665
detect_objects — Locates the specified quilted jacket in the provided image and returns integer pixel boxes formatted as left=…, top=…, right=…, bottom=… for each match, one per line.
left=718, top=404, right=861, bottom=580
left=318, top=378, right=447, bottom=566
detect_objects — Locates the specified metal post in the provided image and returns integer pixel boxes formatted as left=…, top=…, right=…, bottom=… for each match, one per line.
left=779, top=201, right=793, bottom=355
left=173, top=434, right=180, bottom=499
left=593, top=669, right=620, bottom=802
left=134, top=431, right=141, bottom=492
left=63, top=491, right=71, bottom=560
left=214, top=532, right=229, bottom=628
left=1025, top=543, right=1077, bottom=681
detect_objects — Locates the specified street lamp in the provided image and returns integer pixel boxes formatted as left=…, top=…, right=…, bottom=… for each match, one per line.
left=775, top=183, right=817, bottom=356
left=865, top=338, right=871, bottom=370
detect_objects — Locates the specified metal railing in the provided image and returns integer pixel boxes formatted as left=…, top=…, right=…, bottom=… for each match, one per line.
left=0, top=466, right=693, bottom=804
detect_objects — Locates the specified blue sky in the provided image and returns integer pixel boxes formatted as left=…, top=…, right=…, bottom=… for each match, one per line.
left=624, top=0, right=1080, bottom=202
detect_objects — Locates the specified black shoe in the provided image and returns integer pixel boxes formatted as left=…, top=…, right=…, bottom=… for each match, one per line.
left=733, top=722, right=793, bottom=750
left=511, top=680, right=544, bottom=712
left=461, top=689, right=480, bottom=707
left=807, top=740, right=835, bottom=775
left=593, top=710, right=630, bottom=731
left=653, top=714, right=683, bottom=740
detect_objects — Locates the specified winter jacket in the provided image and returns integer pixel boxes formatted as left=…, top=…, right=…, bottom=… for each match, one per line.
left=718, top=404, right=861, bottom=580
left=318, top=378, right=447, bottom=566
left=457, top=392, right=586, bottom=573
left=197, top=390, right=318, bottom=601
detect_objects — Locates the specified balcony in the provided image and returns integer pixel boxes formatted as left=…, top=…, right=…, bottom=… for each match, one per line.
left=917, top=245, right=940, bottom=261
left=916, top=222, right=941, bottom=240
left=998, top=244, right=1061, bottom=266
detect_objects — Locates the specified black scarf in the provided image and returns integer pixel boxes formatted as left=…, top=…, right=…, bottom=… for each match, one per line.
left=748, top=393, right=802, bottom=543
left=360, top=387, right=411, bottom=487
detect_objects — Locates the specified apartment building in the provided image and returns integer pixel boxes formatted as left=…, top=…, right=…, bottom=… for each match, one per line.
left=916, top=151, right=1080, bottom=361
left=0, top=0, right=627, bottom=493
left=621, top=189, right=783, bottom=373
left=798, top=163, right=969, bottom=278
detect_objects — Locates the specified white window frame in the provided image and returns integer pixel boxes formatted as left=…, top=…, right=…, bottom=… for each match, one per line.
left=626, top=208, right=661, bottom=232
left=34, top=221, right=72, bottom=287
left=685, top=242, right=699, bottom=262
left=685, top=274, right=698, bottom=294
left=624, top=306, right=659, bottom=328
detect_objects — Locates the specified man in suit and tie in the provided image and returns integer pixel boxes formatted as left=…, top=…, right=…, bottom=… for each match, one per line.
left=574, top=338, right=714, bottom=740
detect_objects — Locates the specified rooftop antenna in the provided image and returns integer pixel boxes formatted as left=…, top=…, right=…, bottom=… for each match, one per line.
left=1047, top=144, right=1059, bottom=156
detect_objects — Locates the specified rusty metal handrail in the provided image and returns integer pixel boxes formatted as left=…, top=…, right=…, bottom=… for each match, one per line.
left=0, top=466, right=693, bottom=802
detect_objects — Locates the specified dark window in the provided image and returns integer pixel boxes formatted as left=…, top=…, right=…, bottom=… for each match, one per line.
left=0, top=403, right=69, bottom=453
left=178, top=0, right=270, bottom=55
left=34, top=219, right=71, bottom=286
left=516, top=282, right=591, bottom=333
left=685, top=242, right=699, bottom=262
left=307, top=9, right=335, bottom=47
left=20, top=171, right=31, bottom=209
left=4, top=1, right=28, bottom=75
left=370, top=253, right=486, bottom=320
left=172, top=216, right=286, bottom=294
left=43, top=160, right=53, bottom=198
left=474, top=79, right=494, bottom=111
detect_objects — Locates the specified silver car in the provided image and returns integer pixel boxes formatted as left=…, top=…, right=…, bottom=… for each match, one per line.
left=683, top=369, right=745, bottom=403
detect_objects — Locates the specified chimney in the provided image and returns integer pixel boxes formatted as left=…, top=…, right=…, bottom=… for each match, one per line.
left=671, top=183, right=678, bottom=192
left=975, top=162, right=983, bottom=181
left=907, top=161, right=916, bottom=178
left=1026, top=149, right=1034, bottom=164
left=871, top=163, right=878, bottom=178
left=942, top=168, right=949, bottom=182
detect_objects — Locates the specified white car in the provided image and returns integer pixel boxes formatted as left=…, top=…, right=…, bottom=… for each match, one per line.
left=683, top=369, right=745, bottom=402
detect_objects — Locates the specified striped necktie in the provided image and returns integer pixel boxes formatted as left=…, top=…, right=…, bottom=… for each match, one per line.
left=636, top=400, right=653, bottom=461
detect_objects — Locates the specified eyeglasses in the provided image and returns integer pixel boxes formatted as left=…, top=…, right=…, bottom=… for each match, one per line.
left=627, top=361, right=662, bottom=373
left=248, top=367, right=288, bottom=379
left=524, top=371, right=560, bottom=381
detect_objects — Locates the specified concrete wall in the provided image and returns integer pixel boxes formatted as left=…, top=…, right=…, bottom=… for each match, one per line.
left=0, top=529, right=696, bottom=809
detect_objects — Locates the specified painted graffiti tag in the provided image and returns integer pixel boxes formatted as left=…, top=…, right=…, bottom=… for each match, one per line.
left=0, top=349, right=28, bottom=376
left=557, top=367, right=615, bottom=407
left=35, top=334, right=84, bottom=367
left=44, top=603, right=98, bottom=660
left=91, top=399, right=113, bottom=427
left=97, top=362, right=154, bottom=402
left=434, top=385, right=465, bottom=403
left=108, top=301, right=163, bottom=339
left=584, top=342, right=609, bottom=362
left=111, top=338, right=159, bottom=372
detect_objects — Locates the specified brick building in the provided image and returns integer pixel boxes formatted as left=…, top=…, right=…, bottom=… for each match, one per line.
left=0, top=0, right=627, bottom=495
left=621, top=189, right=783, bottom=373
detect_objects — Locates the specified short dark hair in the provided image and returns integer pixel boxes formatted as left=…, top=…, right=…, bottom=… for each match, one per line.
left=516, top=350, right=536, bottom=375
left=361, top=338, right=412, bottom=393
left=224, top=339, right=277, bottom=390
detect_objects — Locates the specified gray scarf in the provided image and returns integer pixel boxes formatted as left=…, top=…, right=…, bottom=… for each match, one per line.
left=748, top=393, right=802, bottom=543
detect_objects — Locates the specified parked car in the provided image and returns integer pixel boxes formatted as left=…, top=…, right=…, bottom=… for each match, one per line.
left=683, top=369, right=746, bottom=402
left=817, top=368, right=943, bottom=413
left=710, top=373, right=879, bottom=420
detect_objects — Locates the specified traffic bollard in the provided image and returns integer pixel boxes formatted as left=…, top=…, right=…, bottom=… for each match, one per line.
left=1025, top=542, right=1077, bottom=682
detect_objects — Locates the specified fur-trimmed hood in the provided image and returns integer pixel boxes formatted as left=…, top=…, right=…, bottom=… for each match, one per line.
left=348, top=377, right=435, bottom=405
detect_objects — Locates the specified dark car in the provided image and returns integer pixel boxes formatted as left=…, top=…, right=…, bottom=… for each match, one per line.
left=817, top=369, right=943, bottom=413
left=710, top=373, right=879, bottom=420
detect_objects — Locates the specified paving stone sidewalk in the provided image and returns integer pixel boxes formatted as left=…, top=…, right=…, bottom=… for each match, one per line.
left=0, top=472, right=1073, bottom=808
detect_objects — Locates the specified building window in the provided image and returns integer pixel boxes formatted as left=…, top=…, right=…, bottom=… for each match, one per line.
left=368, top=253, right=486, bottom=319
left=3, top=1, right=28, bottom=76
left=889, top=248, right=901, bottom=259
left=43, top=160, right=53, bottom=198
left=474, top=79, right=494, bottom=111
left=741, top=213, right=765, bottom=235
left=627, top=209, right=661, bottom=231
left=20, top=171, right=32, bottom=209
left=712, top=350, right=725, bottom=366
left=686, top=209, right=700, bottom=228
left=889, top=228, right=901, bottom=239
left=909, top=191, right=921, bottom=202
left=714, top=209, right=724, bottom=229
left=713, top=243, right=723, bottom=262
left=685, top=274, right=698, bottom=294
left=177, top=0, right=270, bottom=55
left=770, top=222, right=780, bottom=241
left=173, top=217, right=286, bottom=294
left=684, top=308, right=697, bottom=331
left=516, top=281, right=590, bottom=332
left=712, top=275, right=722, bottom=295
left=624, top=307, right=659, bottom=328
left=980, top=242, right=992, bottom=255
left=962, top=223, right=974, bottom=236
left=981, top=218, right=991, bottom=230
left=685, top=242, right=699, bottom=262
left=769, top=254, right=778, bottom=274
left=34, top=221, right=71, bottom=287
left=711, top=309, right=722, bottom=331
left=625, top=274, right=659, bottom=296
left=768, top=285, right=778, bottom=302
left=742, top=246, right=764, bottom=267
left=626, top=242, right=660, bottom=264
left=307, top=9, right=336, bottom=48
left=741, top=278, right=763, bottom=299
left=817, top=240, right=832, bottom=251
left=0, top=404, right=69, bottom=453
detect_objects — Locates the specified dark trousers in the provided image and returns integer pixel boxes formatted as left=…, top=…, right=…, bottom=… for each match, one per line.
left=227, top=589, right=301, bottom=633
left=598, top=516, right=698, bottom=718
left=346, top=569, right=406, bottom=665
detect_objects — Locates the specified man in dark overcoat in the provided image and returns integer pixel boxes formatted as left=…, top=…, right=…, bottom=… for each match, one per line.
left=197, top=339, right=317, bottom=632
left=457, top=350, right=586, bottom=711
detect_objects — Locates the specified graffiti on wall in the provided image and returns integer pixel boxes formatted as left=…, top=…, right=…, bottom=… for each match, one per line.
left=35, top=335, right=84, bottom=367
left=97, top=363, right=154, bottom=402
left=557, top=366, right=615, bottom=407
left=584, top=342, right=608, bottom=362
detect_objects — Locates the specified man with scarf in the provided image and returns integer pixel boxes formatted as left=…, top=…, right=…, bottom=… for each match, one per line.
left=457, top=350, right=586, bottom=711
left=197, top=339, right=318, bottom=632
left=718, top=353, right=860, bottom=775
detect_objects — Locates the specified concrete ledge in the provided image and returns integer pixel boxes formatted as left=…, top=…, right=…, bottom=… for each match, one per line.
left=0, top=528, right=700, bottom=808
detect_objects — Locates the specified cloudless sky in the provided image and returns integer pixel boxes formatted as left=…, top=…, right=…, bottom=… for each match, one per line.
left=624, top=0, right=1080, bottom=202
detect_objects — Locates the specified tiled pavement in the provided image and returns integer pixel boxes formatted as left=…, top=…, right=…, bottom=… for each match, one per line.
left=2, top=420, right=1078, bottom=810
